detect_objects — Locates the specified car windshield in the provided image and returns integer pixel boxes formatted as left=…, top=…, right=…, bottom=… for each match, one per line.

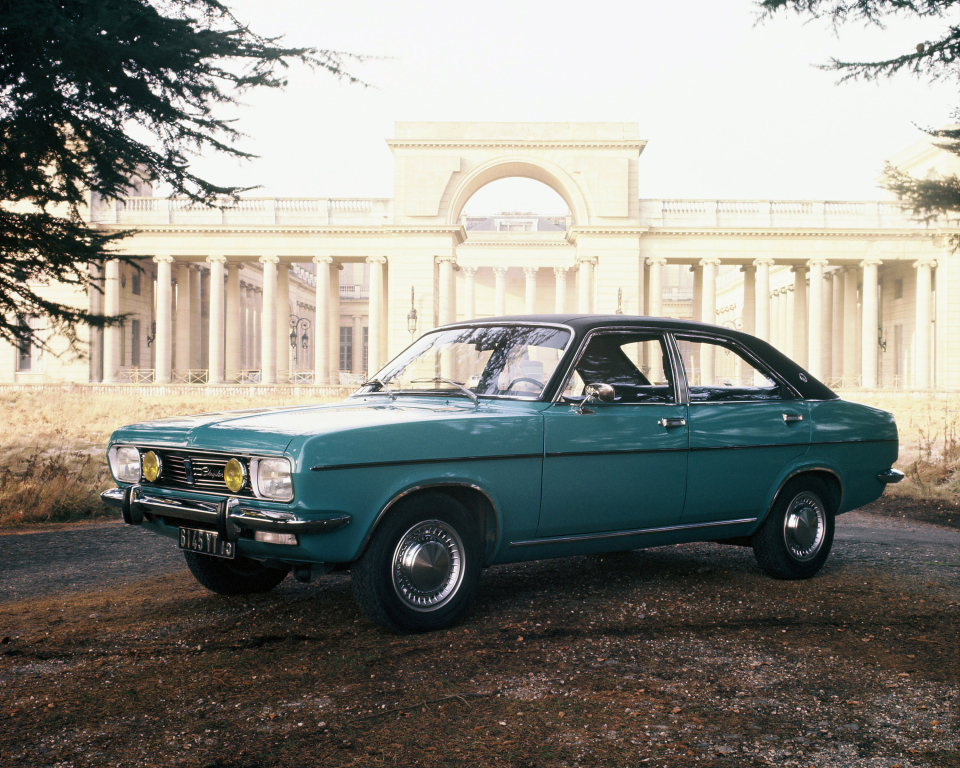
left=356, top=324, right=572, bottom=400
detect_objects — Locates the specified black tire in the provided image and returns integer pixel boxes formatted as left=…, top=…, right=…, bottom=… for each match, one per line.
left=183, top=551, right=289, bottom=595
left=351, top=492, right=482, bottom=633
left=752, top=476, right=835, bottom=580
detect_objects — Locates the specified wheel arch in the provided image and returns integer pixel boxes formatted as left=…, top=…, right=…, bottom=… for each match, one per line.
left=358, top=483, right=501, bottom=566
left=760, top=467, right=843, bottom=528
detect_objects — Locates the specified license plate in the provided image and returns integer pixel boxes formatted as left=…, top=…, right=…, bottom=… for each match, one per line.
left=179, top=527, right=235, bottom=559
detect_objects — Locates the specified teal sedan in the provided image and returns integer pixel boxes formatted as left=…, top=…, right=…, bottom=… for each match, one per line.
left=102, top=316, right=903, bottom=633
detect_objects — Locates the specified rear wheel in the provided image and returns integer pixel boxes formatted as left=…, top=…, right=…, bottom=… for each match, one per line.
left=351, top=492, right=482, bottom=633
left=183, top=551, right=289, bottom=595
left=752, top=477, right=835, bottom=580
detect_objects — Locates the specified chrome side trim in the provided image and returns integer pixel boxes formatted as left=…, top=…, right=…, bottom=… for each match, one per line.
left=877, top=469, right=904, bottom=485
left=508, top=517, right=757, bottom=548
left=101, top=486, right=350, bottom=535
left=361, top=482, right=502, bottom=564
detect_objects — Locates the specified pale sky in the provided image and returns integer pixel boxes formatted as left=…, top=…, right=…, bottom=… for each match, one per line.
left=179, top=0, right=957, bottom=211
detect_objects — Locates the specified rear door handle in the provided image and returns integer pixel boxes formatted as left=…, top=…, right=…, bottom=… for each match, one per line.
left=782, top=413, right=803, bottom=423
left=659, top=418, right=687, bottom=428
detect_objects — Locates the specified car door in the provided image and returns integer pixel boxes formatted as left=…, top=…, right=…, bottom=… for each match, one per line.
left=537, top=330, right=689, bottom=538
left=675, top=333, right=811, bottom=525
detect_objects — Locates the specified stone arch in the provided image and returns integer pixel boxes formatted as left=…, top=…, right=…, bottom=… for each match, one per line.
left=445, top=156, right=590, bottom=227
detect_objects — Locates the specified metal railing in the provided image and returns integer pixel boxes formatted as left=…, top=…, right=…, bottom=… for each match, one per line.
left=173, top=369, right=209, bottom=384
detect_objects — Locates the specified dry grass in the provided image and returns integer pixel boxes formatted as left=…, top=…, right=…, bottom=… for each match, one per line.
left=839, top=391, right=960, bottom=501
left=0, top=388, right=344, bottom=527
left=1, top=389, right=957, bottom=528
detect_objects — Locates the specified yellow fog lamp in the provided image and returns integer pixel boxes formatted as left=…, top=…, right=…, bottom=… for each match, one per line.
left=142, top=451, right=161, bottom=482
left=224, top=458, right=246, bottom=493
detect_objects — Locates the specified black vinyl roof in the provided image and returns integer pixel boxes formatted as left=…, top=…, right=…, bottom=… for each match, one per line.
left=437, top=314, right=838, bottom=401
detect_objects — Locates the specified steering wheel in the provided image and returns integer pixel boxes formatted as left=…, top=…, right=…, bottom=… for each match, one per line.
left=504, top=377, right=544, bottom=394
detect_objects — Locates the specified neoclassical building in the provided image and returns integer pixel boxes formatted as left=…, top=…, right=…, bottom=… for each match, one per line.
left=1, top=121, right=955, bottom=389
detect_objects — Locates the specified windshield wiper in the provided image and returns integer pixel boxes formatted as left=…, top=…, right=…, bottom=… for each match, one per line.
left=408, top=377, right=479, bottom=405
left=360, top=377, right=397, bottom=400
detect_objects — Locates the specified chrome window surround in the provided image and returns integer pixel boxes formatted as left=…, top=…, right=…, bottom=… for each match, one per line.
left=353, top=321, right=577, bottom=403
left=108, top=443, right=293, bottom=502
left=550, top=326, right=685, bottom=406
left=669, top=331, right=804, bottom=405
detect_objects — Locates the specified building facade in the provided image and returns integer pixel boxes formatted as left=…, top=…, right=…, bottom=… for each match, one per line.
left=1, top=121, right=955, bottom=389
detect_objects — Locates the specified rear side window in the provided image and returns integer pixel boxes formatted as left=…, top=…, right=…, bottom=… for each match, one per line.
left=675, top=335, right=792, bottom=402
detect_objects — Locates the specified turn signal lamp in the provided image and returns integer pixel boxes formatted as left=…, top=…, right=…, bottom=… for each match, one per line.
left=142, top=451, right=161, bottom=482
left=224, top=458, right=246, bottom=493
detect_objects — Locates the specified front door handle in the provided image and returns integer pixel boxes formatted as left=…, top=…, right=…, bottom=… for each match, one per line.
left=659, top=417, right=687, bottom=428
left=782, top=413, right=803, bottom=423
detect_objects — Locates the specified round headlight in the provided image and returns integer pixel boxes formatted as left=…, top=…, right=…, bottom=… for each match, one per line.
left=142, top=451, right=161, bottom=482
left=224, top=458, right=246, bottom=493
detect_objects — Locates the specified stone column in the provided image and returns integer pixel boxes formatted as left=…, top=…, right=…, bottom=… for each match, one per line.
left=206, top=255, right=226, bottom=385
left=700, top=258, right=720, bottom=384
left=577, top=258, right=595, bottom=313
left=352, top=315, right=363, bottom=373
left=785, top=286, right=795, bottom=358
left=329, top=266, right=340, bottom=379
left=259, top=256, right=279, bottom=384
left=692, top=265, right=703, bottom=322
left=842, top=267, right=859, bottom=385
left=832, top=270, right=844, bottom=382
left=190, top=266, right=202, bottom=370
left=741, top=265, right=756, bottom=336
left=239, top=284, right=248, bottom=371
left=822, top=268, right=834, bottom=381
left=199, top=269, right=210, bottom=371
left=554, top=267, right=568, bottom=313
left=915, top=259, right=936, bottom=389
left=861, top=259, right=881, bottom=388
left=771, top=289, right=781, bottom=350
left=792, top=266, right=808, bottom=368
left=175, top=262, right=192, bottom=375
left=437, top=256, right=456, bottom=326
left=806, top=260, right=827, bottom=379
left=88, top=261, right=104, bottom=382
left=647, top=258, right=665, bottom=317
left=225, top=263, right=241, bottom=381
left=780, top=289, right=791, bottom=354
left=313, top=256, right=333, bottom=384
left=254, top=288, right=263, bottom=370
left=493, top=266, right=508, bottom=316
left=524, top=267, right=538, bottom=314
left=463, top=267, right=477, bottom=321
left=366, top=256, right=386, bottom=373
left=153, top=256, right=173, bottom=383
left=647, top=258, right=666, bottom=381
left=276, top=263, right=290, bottom=380
left=103, top=259, right=121, bottom=383
left=754, top=258, right=773, bottom=342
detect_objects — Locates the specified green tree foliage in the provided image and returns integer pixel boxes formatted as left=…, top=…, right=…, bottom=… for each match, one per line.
left=758, top=1, right=960, bottom=226
left=0, top=0, right=358, bottom=349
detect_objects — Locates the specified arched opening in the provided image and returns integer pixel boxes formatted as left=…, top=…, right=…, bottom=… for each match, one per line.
left=445, top=157, right=589, bottom=226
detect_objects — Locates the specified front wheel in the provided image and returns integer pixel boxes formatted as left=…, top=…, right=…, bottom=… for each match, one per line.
left=183, top=551, right=289, bottom=595
left=351, top=492, right=482, bottom=633
left=752, top=477, right=835, bottom=580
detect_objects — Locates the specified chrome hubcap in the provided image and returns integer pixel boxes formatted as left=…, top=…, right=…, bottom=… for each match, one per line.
left=392, top=520, right=464, bottom=612
left=783, top=492, right=826, bottom=562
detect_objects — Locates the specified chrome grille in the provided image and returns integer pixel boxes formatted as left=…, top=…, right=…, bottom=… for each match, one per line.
left=140, top=449, right=255, bottom=497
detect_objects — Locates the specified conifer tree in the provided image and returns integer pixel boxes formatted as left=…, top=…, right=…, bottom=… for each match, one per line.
left=0, top=0, right=358, bottom=348
left=759, top=1, right=960, bottom=226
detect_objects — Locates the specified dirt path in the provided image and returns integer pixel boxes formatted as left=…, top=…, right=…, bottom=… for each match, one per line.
left=1, top=510, right=958, bottom=767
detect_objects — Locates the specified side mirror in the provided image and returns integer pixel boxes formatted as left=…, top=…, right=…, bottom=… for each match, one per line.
left=576, top=383, right=616, bottom=414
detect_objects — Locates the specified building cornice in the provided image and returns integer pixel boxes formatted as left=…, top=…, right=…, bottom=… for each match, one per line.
left=642, top=227, right=945, bottom=239
left=387, top=139, right=647, bottom=152
left=94, top=223, right=467, bottom=244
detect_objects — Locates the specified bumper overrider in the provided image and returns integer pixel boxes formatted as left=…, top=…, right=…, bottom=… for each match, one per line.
left=101, top=485, right=350, bottom=543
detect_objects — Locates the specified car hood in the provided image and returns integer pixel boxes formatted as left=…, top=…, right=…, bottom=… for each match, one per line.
left=109, top=398, right=547, bottom=462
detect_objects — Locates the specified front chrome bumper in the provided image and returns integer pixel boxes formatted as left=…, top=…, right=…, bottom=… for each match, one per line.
left=101, top=485, right=350, bottom=543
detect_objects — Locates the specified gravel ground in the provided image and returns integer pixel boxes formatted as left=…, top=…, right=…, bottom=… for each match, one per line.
left=1, top=506, right=958, bottom=767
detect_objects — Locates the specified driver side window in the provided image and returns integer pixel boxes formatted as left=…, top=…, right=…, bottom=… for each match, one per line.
left=562, top=333, right=676, bottom=404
